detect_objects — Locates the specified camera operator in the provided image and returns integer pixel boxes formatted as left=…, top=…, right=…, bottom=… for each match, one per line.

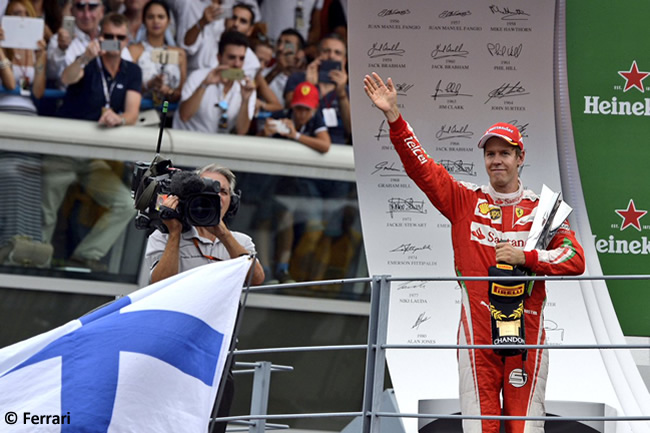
left=144, top=164, right=263, bottom=433
left=145, top=163, right=264, bottom=285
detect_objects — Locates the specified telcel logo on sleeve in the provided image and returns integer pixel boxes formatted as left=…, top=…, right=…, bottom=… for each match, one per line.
left=404, top=135, right=428, bottom=164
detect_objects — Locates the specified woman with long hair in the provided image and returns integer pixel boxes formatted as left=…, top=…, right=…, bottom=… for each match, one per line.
left=128, top=0, right=185, bottom=105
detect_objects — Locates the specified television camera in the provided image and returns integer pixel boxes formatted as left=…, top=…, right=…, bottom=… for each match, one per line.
left=131, top=102, right=235, bottom=234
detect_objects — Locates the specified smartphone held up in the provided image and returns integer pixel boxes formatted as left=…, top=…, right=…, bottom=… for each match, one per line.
left=269, top=118, right=290, bottom=135
left=318, top=60, right=342, bottom=84
left=62, top=16, right=76, bottom=36
left=151, top=49, right=180, bottom=65
left=100, top=39, right=120, bottom=52
left=221, top=68, right=245, bottom=81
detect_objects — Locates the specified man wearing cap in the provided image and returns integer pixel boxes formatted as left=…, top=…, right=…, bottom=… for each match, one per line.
left=363, top=72, right=585, bottom=433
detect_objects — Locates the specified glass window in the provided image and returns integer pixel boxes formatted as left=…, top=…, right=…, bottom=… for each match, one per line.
left=0, top=152, right=368, bottom=300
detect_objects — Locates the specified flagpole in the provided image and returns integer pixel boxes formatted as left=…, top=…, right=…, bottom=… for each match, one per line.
left=209, top=254, right=258, bottom=433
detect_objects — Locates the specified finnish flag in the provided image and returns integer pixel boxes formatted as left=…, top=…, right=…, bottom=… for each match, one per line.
left=0, top=256, right=251, bottom=432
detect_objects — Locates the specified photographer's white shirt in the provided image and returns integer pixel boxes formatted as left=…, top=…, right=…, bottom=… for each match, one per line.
left=172, top=67, right=256, bottom=134
left=145, top=226, right=256, bottom=277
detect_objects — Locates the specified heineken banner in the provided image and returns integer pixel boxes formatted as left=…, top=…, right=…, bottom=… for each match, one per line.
left=349, top=0, right=646, bottom=431
left=566, top=0, right=650, bottom=337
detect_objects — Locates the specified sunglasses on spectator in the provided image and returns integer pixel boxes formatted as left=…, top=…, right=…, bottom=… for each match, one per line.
left=103, top=33, right=127, bottom=41
left=74, top=2, right=100, bottom=10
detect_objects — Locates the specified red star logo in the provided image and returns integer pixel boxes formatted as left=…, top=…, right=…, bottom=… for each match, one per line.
left=618, top=61, right=650, bottom=92
left=615, top=199, right=647, bottom=231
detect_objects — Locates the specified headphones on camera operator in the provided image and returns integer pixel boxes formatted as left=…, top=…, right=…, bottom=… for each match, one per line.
left=131, top=102, right=241, bottom=235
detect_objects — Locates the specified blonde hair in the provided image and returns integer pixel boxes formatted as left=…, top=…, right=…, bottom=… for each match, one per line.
left=6, top=0, right=36, bottom=17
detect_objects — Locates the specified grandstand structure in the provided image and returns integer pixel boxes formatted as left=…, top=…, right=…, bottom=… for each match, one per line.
left=0, top=112, right=369, bottom=432
left=1, top=0, right=650, bottom=429
left=0, top=111, right=649, bottom=432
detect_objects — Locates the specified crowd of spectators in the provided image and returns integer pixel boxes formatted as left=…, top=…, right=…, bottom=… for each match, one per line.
left=0, top=0, right=358, bottom=287
left=0, top=0, right=350, bottom=142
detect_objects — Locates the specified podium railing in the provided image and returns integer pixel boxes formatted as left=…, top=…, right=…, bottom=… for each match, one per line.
left=223, top=274, right=650, bottom=433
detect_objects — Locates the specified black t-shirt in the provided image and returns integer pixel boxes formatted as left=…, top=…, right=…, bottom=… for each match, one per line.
left=59, top=58, right=142, bottom=121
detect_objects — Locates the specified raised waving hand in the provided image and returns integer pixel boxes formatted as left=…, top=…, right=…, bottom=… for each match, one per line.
left=363, top=72, right=400, bottom=122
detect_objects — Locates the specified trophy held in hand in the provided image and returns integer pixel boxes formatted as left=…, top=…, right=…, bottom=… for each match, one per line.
left=488, top=185, right=574, bottom=360
left=488, top=262, right=529, bottom=358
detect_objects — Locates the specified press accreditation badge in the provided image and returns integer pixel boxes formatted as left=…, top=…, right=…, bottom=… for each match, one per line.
left=322, top=107, right=338, bottom=127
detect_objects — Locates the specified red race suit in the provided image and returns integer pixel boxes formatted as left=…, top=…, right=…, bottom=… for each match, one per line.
left=389, top=115, right=585, bottom=433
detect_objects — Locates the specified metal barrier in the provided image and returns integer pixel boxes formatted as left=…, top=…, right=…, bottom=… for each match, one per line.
left=219, top=274, right=650, bottom=433
left=230, top=361, right=294, bottom=432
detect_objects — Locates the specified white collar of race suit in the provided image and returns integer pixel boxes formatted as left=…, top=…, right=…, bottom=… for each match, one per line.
left=488, top=180, right=523, bottom=206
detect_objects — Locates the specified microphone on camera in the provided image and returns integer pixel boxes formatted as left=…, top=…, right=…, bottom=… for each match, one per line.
left=169, top=170, right=206, bottom=197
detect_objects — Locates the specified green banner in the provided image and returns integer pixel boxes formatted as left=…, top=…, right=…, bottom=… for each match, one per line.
left=567, top=2, right=650, bottom=336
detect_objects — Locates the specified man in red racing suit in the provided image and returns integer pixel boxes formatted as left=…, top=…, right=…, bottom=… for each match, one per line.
left=364, top=73, right=585, bottom=433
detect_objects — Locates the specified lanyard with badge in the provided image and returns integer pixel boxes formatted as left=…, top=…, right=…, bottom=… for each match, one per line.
left=96, top=57, right=117, bottom=113
left=17, top=64, right=31, bottom=97
left=213, top=80, right=229, bottom=132
left=216, top=100, right=229, bottom=132
left=321, top=91, right=339, bottom=128
left=192, top=238, right=222, bottom=261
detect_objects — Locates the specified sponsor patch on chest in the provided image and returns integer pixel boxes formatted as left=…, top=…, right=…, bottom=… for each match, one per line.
left=476, top=199, right=502, bottom=222
left=514, top=206, right=536, bottom=226
left=469, top=221, right=529, bottom=248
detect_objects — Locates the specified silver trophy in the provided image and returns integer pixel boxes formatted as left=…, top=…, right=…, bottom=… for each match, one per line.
left=525, top=184, right=573, bottom=252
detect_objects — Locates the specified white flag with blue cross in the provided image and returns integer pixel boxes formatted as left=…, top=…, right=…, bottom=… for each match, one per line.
left=0, top=256, right=251, bottom=432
